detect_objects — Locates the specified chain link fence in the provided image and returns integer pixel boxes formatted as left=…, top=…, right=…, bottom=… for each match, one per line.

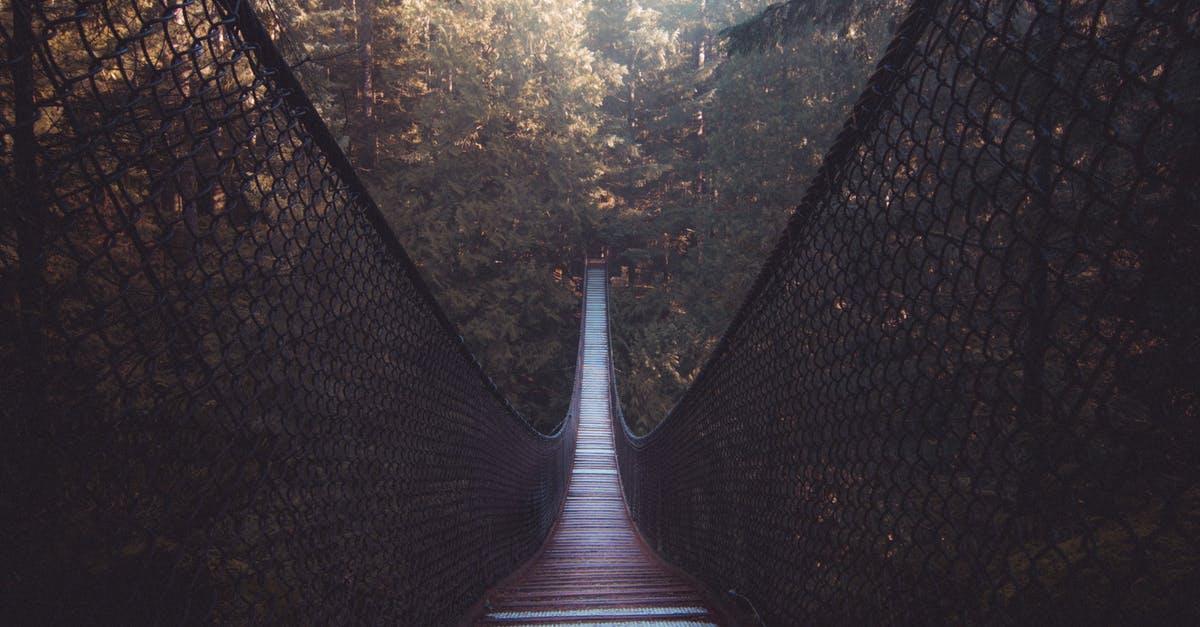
left=0, top=0, right=578, bottom=622
left=616, top=0, right=1199, bottom=623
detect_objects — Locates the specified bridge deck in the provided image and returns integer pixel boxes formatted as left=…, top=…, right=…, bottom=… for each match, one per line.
left=472, top=267, right=721, bottom=626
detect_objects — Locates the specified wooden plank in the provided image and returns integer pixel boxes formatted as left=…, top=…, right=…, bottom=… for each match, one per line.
left=470, top=267, right=725, bottom=626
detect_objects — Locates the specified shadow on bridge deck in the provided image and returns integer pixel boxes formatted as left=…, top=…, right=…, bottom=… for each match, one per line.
left=467, top=266, right=728, bottom=626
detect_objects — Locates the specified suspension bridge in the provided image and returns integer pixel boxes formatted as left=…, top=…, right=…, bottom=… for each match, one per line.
left=471, top=263, right=724, bottom=625
left=2, top=0, right=1198, bottom=625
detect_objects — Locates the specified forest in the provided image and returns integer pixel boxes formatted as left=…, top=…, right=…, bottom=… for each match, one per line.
left=4, top=0, right=1197, bottom=622
left=257, top=0, right=909, bottom=432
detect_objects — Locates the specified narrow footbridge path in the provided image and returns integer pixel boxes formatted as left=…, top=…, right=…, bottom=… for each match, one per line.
left=473, top=266, right=721, bottom=626
left=5, top=0, right=1197, bottom=624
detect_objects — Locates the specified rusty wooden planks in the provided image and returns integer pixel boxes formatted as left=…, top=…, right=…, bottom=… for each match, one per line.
left=471, top=266, right=723, bottom=626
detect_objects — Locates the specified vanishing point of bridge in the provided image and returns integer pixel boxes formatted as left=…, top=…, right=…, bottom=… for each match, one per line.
left=2, top=0, right=1197, bottom=624
left=473, top=264, right=722, bottom=625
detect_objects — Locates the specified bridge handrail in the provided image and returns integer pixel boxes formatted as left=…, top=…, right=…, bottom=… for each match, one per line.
left=612, top=0, right=1200, bottom=624
left=218, top=0, right=550, bottom=437
left=1, top=0, right=576, bottom=622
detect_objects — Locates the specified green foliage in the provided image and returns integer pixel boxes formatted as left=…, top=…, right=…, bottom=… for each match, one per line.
left=271, top=0, right=907, bottom=433
left=274, top=0, right=613, bottom=430
left=722, top=0, right=903, bottom=55
left=602, top=0, right=907, bottom=431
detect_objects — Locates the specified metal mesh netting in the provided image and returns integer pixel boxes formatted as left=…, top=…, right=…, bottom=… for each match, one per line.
left=0, top=0, right=577, bottom=623
left=616, top=0, right=1199, bottom=624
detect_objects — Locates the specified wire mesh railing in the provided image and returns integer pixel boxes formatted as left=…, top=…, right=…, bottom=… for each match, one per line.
left=0, top=0, right=578, bottom=622
left=615, top=0, right=1199, bottom=623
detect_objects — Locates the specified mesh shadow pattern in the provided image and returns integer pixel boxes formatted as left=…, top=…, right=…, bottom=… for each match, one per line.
left=615, top=0, right=1199, bottom=624
left=0, top=0, right=576, bottom=622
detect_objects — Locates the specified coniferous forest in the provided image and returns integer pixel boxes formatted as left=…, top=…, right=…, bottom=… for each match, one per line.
left=4, top=0, right=1198, bottom=622
left=262, top=0, right=908, bottom=432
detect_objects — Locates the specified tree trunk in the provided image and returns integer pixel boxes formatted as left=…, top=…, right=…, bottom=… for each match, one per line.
left=694, top=0, right=708, bottom=195
left=170, top=7, right=202, bottom=264
left=11, top=0, right=45, bottom=431
left=354, top=0, right=377, bottom=169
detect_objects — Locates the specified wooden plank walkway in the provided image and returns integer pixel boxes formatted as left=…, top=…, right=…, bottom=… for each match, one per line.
left=471, top=266, right=722, bottom=626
